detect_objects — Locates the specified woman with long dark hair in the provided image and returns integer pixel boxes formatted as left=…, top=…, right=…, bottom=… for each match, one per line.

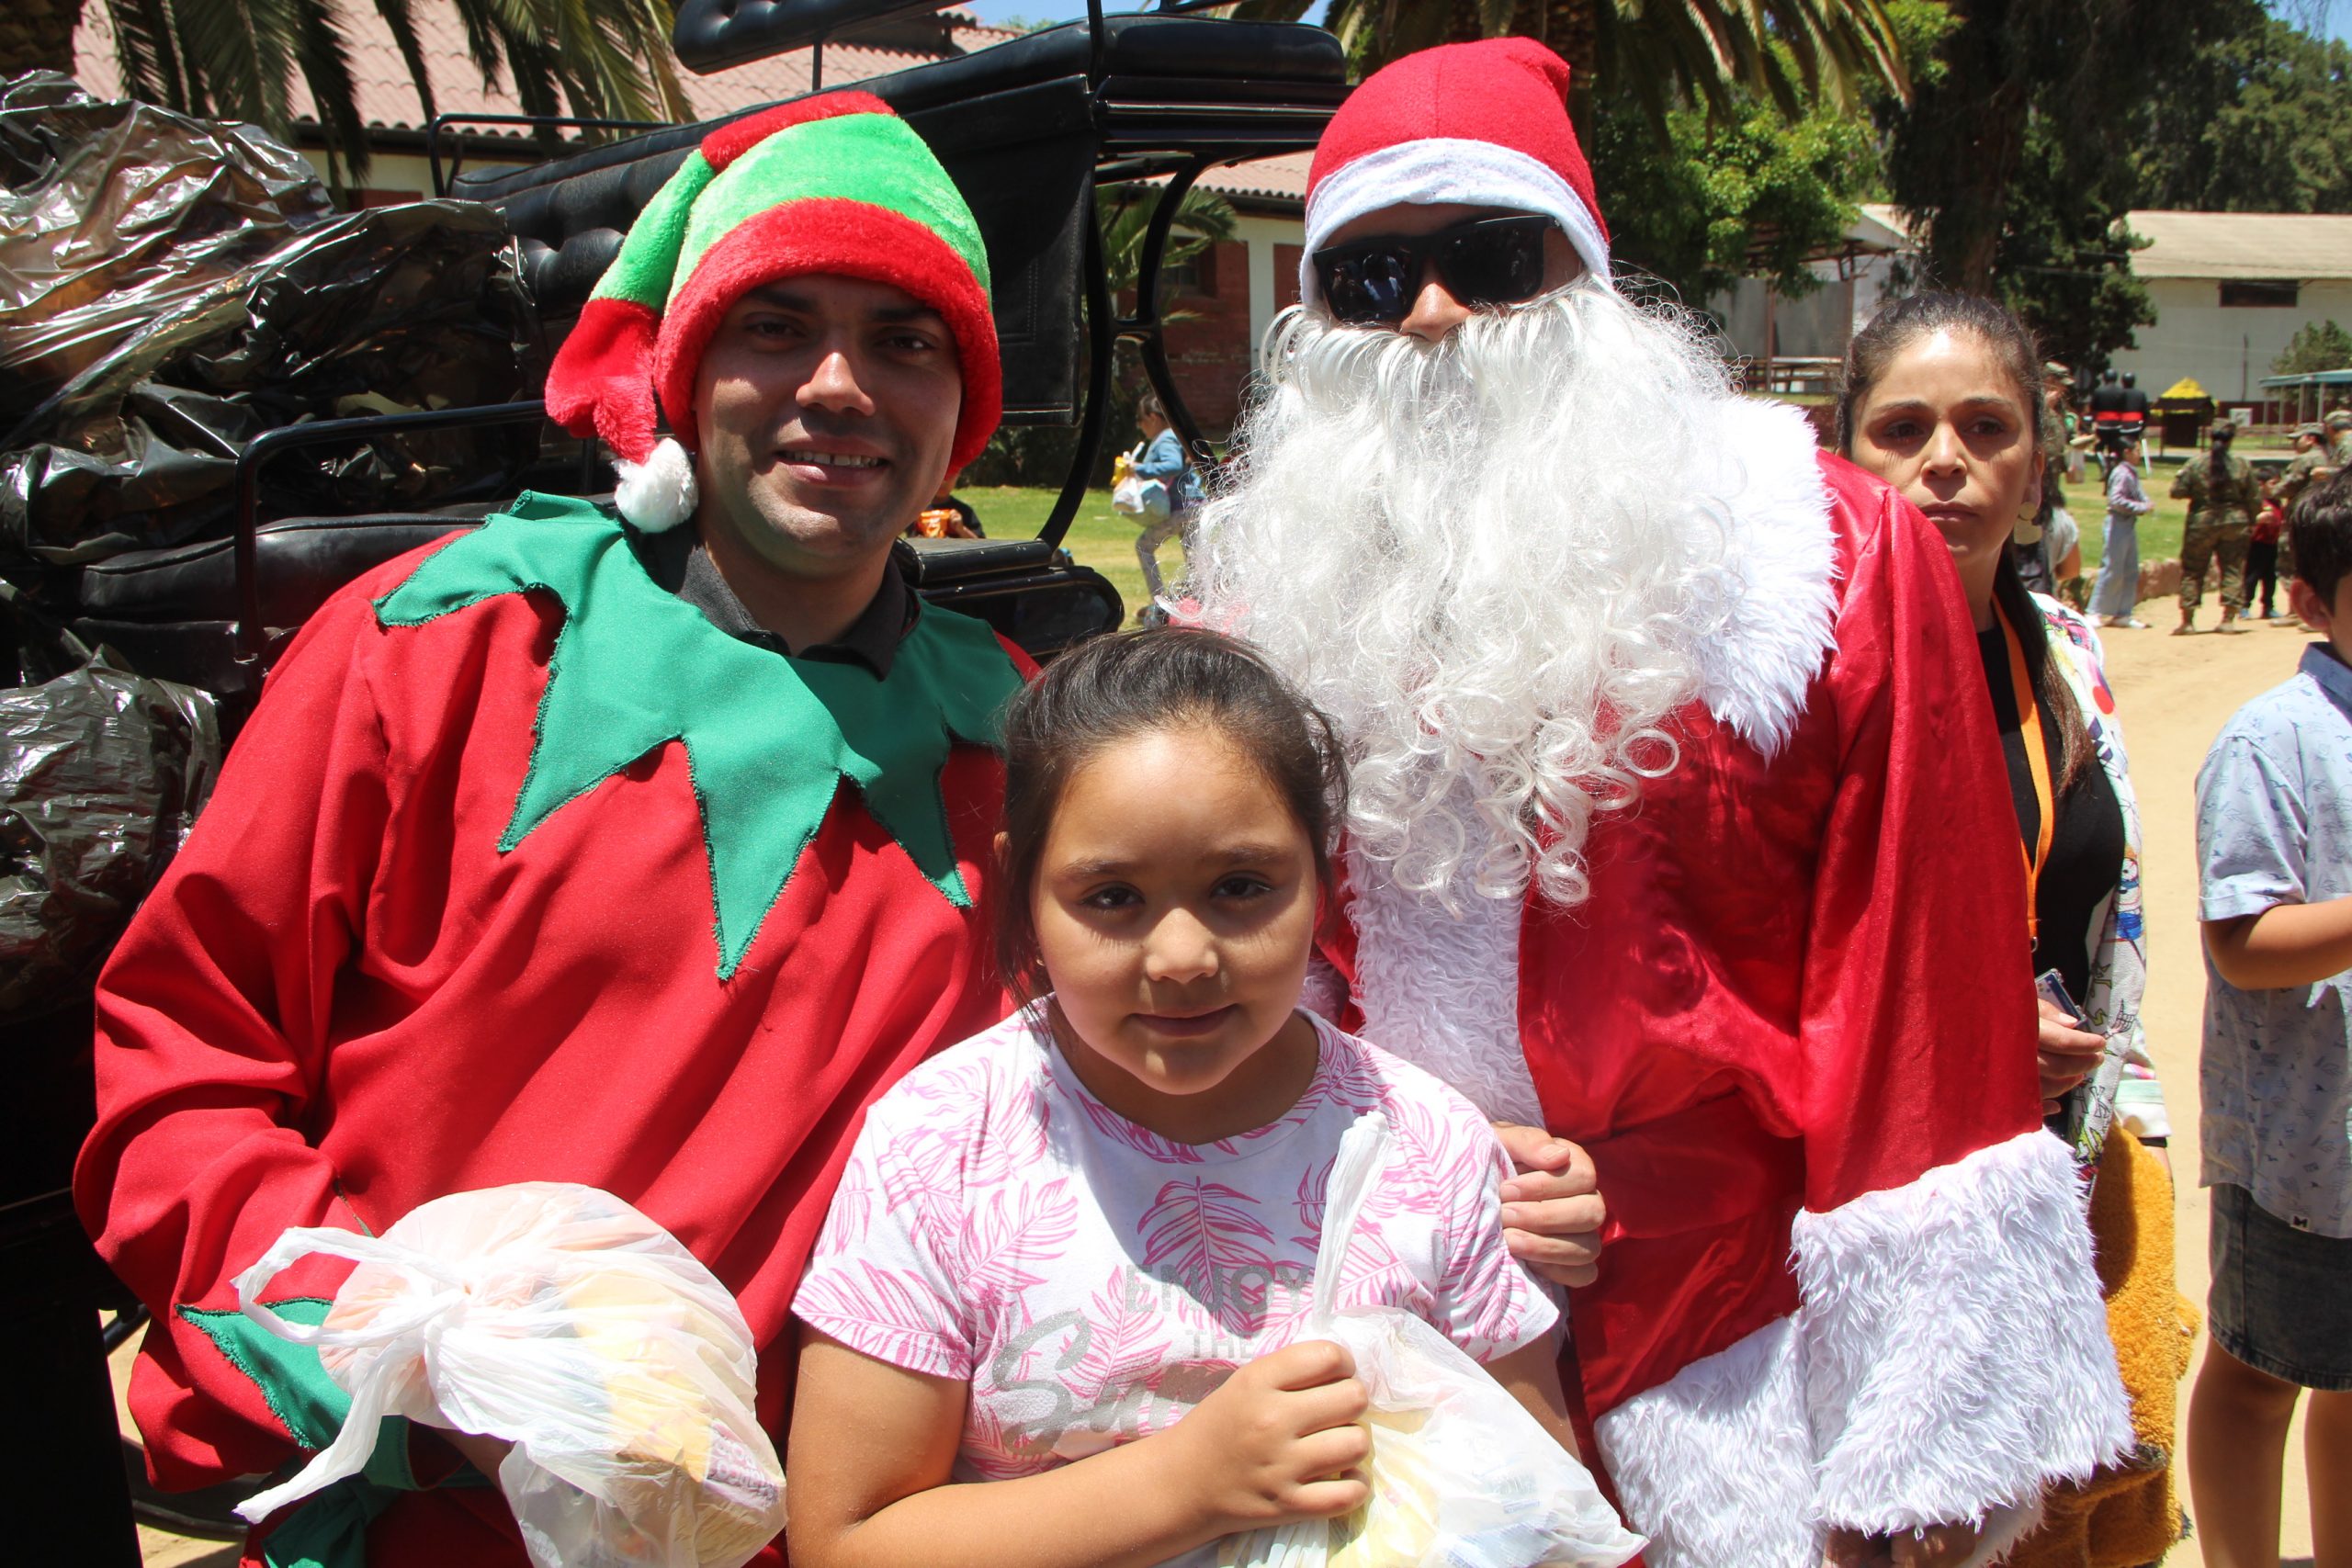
left=1837, top=291, right=2188, bottom=1567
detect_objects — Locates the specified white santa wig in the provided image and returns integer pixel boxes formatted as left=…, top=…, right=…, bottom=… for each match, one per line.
left=1193, top=276, right=1747, bottom=911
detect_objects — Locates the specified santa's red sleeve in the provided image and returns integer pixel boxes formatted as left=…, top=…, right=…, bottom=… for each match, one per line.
left=74, top=583, right=421, bottom=1492
left=1789, top=461, right=2128, bottom=1553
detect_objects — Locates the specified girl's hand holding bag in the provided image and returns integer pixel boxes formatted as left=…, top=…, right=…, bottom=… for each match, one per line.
left=1218, top=1114, right=1643, bottom=1568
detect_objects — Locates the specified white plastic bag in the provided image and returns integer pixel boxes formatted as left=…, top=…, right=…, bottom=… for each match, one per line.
left=1218, top=1115, right=1644, bottom=1568
left=1112, top=443, right=1172, bottom=519
left=232, top=1182, right=786, bottom=1568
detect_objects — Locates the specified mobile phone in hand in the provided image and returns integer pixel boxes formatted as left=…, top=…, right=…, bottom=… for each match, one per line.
left=2037, top=968, right=2120, bottom=1190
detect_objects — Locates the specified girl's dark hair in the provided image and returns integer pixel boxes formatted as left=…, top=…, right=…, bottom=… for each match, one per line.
left=1835, top=291, right=2092, bottom=793
left=993, top=627, right=1349, bottom=1002
left=2291, top=468, right=2352, bottom=604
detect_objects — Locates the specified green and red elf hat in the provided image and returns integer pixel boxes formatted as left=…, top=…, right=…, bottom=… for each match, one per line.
left=545, top=93, right=1000, bottom=532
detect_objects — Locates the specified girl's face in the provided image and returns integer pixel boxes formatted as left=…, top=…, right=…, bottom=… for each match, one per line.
left=1849, top=328, right=2045, bottom=604
left=1031, top=724, right=1320, bottom=1138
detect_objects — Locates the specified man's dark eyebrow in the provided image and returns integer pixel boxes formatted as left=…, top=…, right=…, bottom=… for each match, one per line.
left=738, top=285, right=944, bottom=328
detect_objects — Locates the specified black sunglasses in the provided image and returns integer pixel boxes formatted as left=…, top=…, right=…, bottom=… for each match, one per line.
left=1311, top=213, right=1557, bottom=327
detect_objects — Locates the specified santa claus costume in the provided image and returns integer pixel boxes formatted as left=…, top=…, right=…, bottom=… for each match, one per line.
left=76, top=95, right=1026, bottom=1568
left=1199, top=39, right=2131, bottom=1568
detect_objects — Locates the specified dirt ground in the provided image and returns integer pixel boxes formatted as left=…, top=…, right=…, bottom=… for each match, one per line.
left=2098, top=605, right=2321, bottom=1568
left=125, top=600, right=2324, bottom=1567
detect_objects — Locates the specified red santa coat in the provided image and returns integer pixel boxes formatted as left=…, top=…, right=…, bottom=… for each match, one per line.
left=75, top=495, right=1026, bottom=1567
left=1320, top=406, right=2129, bottom=1568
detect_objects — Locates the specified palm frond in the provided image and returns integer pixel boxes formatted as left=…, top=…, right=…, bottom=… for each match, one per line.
left=370, top=0, right=439, bottom=126
left=166, top=0, right=301, bottom=129
left=289, top=0, right=368, bottom=182
left=107, top=0, right=193, bottom=110
left=1317, top=0, right=1907, bottom=121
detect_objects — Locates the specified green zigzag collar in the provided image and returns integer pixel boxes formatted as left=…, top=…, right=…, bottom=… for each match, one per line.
left=375, top=493, right=1022, bottom=978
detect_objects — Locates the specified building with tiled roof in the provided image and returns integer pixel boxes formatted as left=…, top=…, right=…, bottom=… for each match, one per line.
left=72, top=3, right=1029, bottom=202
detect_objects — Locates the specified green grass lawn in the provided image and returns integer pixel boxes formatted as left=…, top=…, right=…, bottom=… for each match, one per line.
left=958, top=485, right=1182, bottom=625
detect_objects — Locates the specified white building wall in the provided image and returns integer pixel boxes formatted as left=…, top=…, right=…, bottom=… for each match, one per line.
left=2111, top=278, right=2352, bottom=406
left=1712, top=261, right=1886, bottom=363
left=1233, top=213, right=1301, bottom=367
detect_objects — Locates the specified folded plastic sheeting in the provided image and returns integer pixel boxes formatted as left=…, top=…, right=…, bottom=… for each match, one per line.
left=0, top=583, right=219, bottom=1019
left=0, top=73, right=534, bottom=580
left=235, top=1183, right=789, bottom=1568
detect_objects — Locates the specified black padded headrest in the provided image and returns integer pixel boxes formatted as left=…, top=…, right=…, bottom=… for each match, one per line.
left=673, top=0, right=950, bottom=72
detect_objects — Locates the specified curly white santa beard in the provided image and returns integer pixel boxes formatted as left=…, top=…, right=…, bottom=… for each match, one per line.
left=1197, top=277, right=1744, bottom=912
left=1194, top=279, right=1748, bottom=1120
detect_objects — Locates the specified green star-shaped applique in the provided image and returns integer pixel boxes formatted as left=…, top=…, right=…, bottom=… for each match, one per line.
left=375, top=493, right=1023, bottom=979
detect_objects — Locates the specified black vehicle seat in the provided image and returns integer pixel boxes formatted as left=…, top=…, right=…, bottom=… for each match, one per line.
left=74, top=502, right=1119, bottom=702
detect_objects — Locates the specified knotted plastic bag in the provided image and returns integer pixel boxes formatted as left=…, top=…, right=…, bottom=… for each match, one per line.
left=1219, top=1114, right=1643, bottom=1568
left=232, top=1182, right=786, bottom=1568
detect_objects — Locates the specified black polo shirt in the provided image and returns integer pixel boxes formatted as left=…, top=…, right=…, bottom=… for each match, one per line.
left=638, top=527, right=916, bottom=676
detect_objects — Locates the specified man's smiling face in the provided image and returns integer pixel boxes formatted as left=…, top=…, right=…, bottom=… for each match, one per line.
left=690, top=274, right=964, bottom=580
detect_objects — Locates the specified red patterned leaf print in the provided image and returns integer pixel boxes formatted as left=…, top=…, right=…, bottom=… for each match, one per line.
left=1137, top=1178, right=1278, bottom=1310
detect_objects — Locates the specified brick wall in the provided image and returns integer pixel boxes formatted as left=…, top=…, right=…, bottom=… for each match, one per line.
left=1150, top=239, right=1309, bottom=440
left=1160, top=241, right=1253, bottom=435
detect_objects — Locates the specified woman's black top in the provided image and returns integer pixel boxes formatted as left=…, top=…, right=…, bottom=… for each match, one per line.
left=1974, top=622, right=2126, bottom=1003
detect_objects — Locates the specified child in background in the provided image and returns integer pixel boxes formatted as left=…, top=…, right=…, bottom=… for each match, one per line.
left=1132, top=394, right=1202, bottom=615
left=2188, top=469, right=2352, bottom=1568
left=786, top=628, right=1581, bottom=1568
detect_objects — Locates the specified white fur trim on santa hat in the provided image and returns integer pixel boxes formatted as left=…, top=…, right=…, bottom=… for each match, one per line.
left=1793, top=1127, right=2132, bottom=1561
left=613, top=436, right=698, bottom=533
left=1301, top=138, right=1612, bottom=302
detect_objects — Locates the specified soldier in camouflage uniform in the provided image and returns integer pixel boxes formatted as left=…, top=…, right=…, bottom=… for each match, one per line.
left=2172, top=418, right=2259, bottom=633
left=2267, top=422, right=2336, bottom=612
left=2331, top=408, right=2352, bottom=468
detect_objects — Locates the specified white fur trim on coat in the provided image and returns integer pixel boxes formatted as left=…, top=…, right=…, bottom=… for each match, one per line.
left=1793, top=1128, right=2131, bottom=1558
left=1686, top=398, right=1838, bottom=758
left=1594, top=1317, right=1819, bottom=1568
left=613, top=436, right=697, bottom=533
left=1301, top=139, right=1611, bottom=299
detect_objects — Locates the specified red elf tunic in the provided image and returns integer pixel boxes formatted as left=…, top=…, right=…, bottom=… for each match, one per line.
left=75, top=493, right=1027, bottom=1568
left=1319, top=403, right=2131, bottom=1568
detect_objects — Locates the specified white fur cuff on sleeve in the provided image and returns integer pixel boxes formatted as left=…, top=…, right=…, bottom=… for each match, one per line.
left=1792, top=1129, right=2130, bottom=1558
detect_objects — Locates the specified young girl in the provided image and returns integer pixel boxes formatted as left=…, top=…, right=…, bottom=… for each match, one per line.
left=786, top=628, right=1581, bottom=1568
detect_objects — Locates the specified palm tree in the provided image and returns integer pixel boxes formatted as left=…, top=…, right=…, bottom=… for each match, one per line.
left=1098, top=179, right=1241, bottom=310
left=3, top=0, right=692, bottom=183
left=1228, top=0, right=1909, bottom=126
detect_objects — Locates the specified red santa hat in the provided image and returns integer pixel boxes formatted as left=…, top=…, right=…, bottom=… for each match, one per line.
left=1302, top=38, right=1611, bottom=304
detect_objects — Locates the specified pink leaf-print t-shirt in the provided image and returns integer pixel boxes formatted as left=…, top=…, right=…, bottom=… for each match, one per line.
left=794, top=1005, right=1559, bottom=1517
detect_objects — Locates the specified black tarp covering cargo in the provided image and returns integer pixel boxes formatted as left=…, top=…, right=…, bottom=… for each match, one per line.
left=0, top=73, right=533, bottom=588
left=0, top=584, right=219, bottom=1021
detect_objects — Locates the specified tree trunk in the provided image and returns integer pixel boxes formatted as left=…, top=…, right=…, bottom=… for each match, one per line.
left=0, top=0, right=85, bottom=81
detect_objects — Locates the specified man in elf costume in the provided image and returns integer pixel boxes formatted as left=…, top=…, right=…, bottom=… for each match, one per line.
left=1199, top=39, right=2131, bottom=1568
left=76, top=94, right=1026, bottom=1566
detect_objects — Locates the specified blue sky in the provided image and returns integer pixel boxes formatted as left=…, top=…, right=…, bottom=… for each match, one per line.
left=963, top=1, right=2352, bottom=43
